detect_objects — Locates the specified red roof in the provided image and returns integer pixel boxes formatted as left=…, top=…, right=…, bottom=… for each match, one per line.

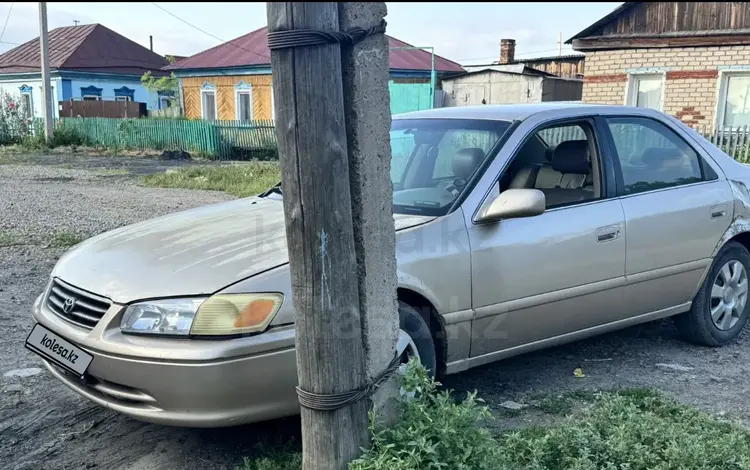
left=0, top=24, right=169, bottom=76
left=165, top=26, right=464, bottom=73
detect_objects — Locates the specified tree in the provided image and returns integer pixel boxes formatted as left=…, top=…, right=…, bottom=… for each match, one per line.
left=141, top=55, right=179, bottom=108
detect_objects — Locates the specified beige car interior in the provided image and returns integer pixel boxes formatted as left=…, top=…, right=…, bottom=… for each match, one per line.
left=504, top=124, right=602, bottom=208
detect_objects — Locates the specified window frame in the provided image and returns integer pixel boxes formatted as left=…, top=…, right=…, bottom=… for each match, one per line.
left=625, top=72, right=665, bottom=111
left=200, top=81, right=218, bottom=121
left=19, top=84, right=33, bottom=118
left=716, top=71, right=750, bottom=131
left=234, top=81, right=253, bottom=122
left=506, top=117, right=613, bottom=210
left=598, top=114, right=719, bottom=198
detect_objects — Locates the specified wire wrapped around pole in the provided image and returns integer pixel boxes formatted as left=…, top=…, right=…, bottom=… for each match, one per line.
left=295, top=354, right=402, bottom=412
left=267, top=19, right=387, bottom=51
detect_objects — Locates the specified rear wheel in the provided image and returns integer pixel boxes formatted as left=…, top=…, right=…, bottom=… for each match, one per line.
left=675, top=241, right=750, bottom=346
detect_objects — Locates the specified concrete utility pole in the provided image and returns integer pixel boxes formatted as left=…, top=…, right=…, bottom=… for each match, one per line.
left=267, top=2, right=397, bottom=469
left=39, top=2, right=53, bottom=143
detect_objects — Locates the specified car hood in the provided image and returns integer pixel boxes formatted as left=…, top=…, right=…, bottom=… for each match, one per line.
left=52, top=195, right=435, bottom=304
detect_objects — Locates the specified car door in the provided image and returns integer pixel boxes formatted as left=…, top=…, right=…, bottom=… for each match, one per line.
left=465, top=115, right=628, bottom=358
left=601, top=114, right=734, bottom=317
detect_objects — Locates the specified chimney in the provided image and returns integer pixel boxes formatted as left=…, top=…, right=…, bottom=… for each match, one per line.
left=500, top=39, right=516, bottom=64
left=149, top=35, right=153, bottom=52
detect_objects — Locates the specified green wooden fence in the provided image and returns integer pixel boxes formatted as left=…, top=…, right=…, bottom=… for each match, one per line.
left=54, top=118, right=278, bottom=160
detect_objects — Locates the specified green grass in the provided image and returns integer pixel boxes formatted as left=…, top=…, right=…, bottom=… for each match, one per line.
left=239, top=386, right=750, bottom=470
left=49, top=231, right=84, bottom=248
left=532, top=389, right=599, bottom=416
left=0, top=231, right=27, bottom=247
left=93, top=168, right=130, bottom=177
left=140, top=162, right=281, bottom=198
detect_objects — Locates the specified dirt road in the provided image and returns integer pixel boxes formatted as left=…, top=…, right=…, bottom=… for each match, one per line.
left=1, top=156, right=748, bottom=469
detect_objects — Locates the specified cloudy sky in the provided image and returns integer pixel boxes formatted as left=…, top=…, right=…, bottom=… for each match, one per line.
left=0, top=2, right=621, bottom=64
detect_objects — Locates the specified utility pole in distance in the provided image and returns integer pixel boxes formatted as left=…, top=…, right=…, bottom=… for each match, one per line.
left=38, top=2, right=53, bottom=143
left=267, top=2, right=397, bottom=469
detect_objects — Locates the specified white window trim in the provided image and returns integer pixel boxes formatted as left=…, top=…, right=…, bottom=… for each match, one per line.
left=20, top=91, right=33, bottom=117
left=200, top=81, right=218, bottom=121
left=715, top=70, right=750, bottom=132
left=234, top=81, right=253, bottom=121
left=624, top=72, right=666, bottom=111
left=115, top=96, right=132, bottom=102
left=82, top=95, right=101, bottom=101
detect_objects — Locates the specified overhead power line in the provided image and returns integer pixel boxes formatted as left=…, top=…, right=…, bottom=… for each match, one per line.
left=149, top=2, right=270, bottom=62
left=0, top=3, right=14, bottom=44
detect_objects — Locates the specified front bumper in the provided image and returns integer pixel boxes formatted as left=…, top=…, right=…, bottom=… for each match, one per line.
left=31, top=291, right=300, bottom=428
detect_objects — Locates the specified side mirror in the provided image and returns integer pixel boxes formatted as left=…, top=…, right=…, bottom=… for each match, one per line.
left=476, top=188, right=546, bottom=223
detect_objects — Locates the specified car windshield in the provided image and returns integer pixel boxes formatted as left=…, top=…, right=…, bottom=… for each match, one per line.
left=390, top=118, right=512, bottom=216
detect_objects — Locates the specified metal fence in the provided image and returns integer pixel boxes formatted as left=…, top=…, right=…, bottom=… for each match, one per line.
left=56, top=118, right=278, bottom=160
left=0, top=117, right=277, bottom=160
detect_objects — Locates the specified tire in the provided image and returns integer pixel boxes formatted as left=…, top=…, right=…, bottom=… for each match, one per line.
left=675, top=241, right=750, bottom=346
left=398, top=301, right=437, bottom=377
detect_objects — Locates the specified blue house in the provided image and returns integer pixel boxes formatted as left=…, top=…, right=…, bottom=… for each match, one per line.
left=0, top=23, right=170, bottom=118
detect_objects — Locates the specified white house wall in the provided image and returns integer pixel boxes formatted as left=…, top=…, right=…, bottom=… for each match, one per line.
left=442, top=72, right=544, bottom=106
left=0, top=78, right=62, bottom=118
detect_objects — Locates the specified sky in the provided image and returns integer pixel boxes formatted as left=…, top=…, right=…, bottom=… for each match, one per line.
left=0, top=2, right=622, bottom=65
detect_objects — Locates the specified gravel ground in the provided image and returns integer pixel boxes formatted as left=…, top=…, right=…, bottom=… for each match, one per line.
left=2, top=156, right=750, bottom=469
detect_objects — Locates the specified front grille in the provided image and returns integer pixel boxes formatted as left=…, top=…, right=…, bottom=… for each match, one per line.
left=46, top=278, right=111, bottom=329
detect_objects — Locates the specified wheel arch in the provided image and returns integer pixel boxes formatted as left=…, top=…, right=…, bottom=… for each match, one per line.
left=397, top=287, right=447, bottom=375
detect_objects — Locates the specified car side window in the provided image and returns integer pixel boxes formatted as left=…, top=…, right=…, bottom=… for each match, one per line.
left=606, top=117, right=704, bottom=195
left=500, top=120, right=603, bottom=209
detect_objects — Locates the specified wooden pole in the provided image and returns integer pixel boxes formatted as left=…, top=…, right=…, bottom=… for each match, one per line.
left=267, top=2, right=397, bottom=469
left=39, top=2, right=53, bottom=143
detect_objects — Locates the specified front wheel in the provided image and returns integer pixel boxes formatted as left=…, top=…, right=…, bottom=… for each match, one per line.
left=397, top=301, right=437, bottom=378
left=675, top=241, right=750, bottom=346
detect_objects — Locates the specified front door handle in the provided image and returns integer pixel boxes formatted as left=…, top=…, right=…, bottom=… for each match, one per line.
left=711, top=204, right=728, bottom=219
left=595, top=225, right=620, bottom=243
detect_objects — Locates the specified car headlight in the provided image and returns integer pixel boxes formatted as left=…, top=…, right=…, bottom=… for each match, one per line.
left=120, top=293, right=284, bottom=337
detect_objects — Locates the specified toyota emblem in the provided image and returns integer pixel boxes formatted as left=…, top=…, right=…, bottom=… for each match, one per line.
left=62, top=297, right=76, bottom=314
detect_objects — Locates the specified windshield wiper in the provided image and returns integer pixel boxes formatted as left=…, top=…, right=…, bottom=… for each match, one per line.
left=258, top=181, right=282, bottom=198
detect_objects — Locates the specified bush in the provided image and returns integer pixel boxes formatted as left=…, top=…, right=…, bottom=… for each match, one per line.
left=50, top=125, right=87, bottom=147
left=0, top=92, right=32, bottom=145
left=349, top=363, right=500, bottom=470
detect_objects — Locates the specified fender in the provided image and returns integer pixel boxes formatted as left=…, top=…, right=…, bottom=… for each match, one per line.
left=693, top=178, right=750, bottom=297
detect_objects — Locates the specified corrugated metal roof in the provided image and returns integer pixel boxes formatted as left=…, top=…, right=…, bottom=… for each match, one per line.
left=0, top=24, right=169, bottom=75
left=164, top=26, right=464, bottom=73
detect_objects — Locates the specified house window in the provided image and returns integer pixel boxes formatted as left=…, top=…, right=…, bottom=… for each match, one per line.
left=114, top=86, right=135, bottom=102
left=200, top=81, right=217, bottom=121
left=234, top=81, right=253, bottom=122
left=159, top=96, right=172, bottom=109
left=627, top=74, right=663, bottom=110
left=19, top=85, right=33, bottom=118
left=718, top=73, right=750, bottom=130
left=80, top=85, right=103, bottom=101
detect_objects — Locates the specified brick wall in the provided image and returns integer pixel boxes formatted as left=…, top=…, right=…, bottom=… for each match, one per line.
left=582, top=45, right=750, bottom=127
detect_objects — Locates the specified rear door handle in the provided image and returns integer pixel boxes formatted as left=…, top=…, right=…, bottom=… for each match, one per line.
left=711, top=204, right=728, bottom=219
left=595, top=225, right=620, bottom=243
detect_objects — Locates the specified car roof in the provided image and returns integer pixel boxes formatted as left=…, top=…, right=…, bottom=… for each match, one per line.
left=392, top=103, right=641, bottom=122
